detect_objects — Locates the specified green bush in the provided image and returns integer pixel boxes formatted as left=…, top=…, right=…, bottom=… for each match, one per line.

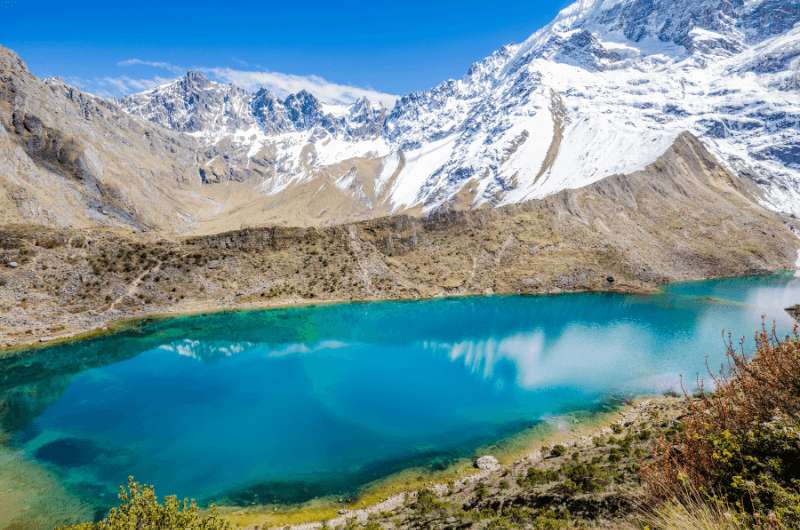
left=559, top=461, right=609, bottom=494
left=413, top=488, right=441, bottom=515
left=530, top=508, right=572, bottom=530
left=61, top=477, right=231, bottom=530
left=518, top=466, right=559, bottom=488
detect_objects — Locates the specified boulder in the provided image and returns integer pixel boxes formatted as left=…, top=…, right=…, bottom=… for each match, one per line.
left=475, top=455, right=500, bottom=471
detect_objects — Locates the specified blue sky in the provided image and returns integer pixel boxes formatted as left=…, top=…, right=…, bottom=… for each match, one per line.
left=1, top=0, right=571, bottom=101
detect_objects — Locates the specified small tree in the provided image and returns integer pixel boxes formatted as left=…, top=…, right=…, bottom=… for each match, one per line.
left=62, top=476, right=231, bottom=530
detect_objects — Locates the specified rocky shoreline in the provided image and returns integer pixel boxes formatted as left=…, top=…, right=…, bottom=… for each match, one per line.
left=6, top=264, right=798, bottom=357
left=3, top=267, right=792, bottom=357
left=221, top=397, right=686, bottom=529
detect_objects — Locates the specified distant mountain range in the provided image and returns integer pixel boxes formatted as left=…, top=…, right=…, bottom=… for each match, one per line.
left=1, top=0, right=799, bottom=233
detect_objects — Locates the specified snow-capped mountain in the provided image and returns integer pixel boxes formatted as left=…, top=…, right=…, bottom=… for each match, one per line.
left=121, top=0, right=800, bottom=216
left=121, top=71, right=255, bottom=138
left=122, top=73, right=388, bottom=143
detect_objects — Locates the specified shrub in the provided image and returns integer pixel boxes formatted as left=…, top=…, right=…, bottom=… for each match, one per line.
left=559, top=461, right=609, bottom=494
left=60, top=476, right=231, bottom=530
left=647, top=323, right=800, bottom=525
left=549, top=444, right=566, bottom=458
left=608, top=447, right=624, bottom=463
left=475, top=481, right=489, bottom=500
left=518, top=467, right=559, bottom=488
left=414, top=488, right=441, bottom=515
left=530, top=508, right=572, bottom=530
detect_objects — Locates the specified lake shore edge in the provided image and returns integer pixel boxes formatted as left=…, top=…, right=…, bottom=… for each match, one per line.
left=219, top=395, right=682, bottom=529
left=4, top=269, right=792, bottom=358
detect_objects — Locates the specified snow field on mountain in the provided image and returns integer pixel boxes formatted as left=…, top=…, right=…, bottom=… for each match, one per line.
left=121, top=0, right=800, bottom=216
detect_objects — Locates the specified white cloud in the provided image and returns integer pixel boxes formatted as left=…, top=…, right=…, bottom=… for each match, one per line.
left=114, top=58, right=398, bottom=107
left=100, top=75, right=172, bottom=93
left=70, top=75, right=173, bottom=99
left=117, top=58, right=185, bottom=75
left=206, top=67, right=398, bottom=107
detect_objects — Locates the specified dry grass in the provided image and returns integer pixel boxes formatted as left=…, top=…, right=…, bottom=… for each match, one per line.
left=640, top=494, right=750, bottom=530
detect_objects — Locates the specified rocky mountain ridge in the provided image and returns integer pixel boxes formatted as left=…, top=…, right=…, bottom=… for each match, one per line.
left=2, top=133, right=797, bottom=350
left=0, top=47, right=401, bottom=232
left=0, top=49, right=209, bottom=232
left=121, top=72, right=388, bottom=143
left=0, top=0, right=798, bottom=234
left=117, top=0, right=800, bottom=218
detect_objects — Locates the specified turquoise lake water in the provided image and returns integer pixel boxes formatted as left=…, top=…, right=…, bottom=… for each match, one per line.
left=2, top=274, right=799, bottom=518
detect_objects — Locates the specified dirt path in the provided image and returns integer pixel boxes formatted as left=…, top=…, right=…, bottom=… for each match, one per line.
left=107, top=259, right=163, bottom=312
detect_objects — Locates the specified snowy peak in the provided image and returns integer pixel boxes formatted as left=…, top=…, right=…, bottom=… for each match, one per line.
left=121, top=76, right=388, bottom=144
left=182, top=70, right=211, bottom=89
left=283, top=90, right=328, bottom=130
left=250, top=88, right=292, bottom=134
left=119, top=0, right=800, bottom=220
left=373, top=0, right=800, bottom=214
left=346, top=97, right=387, bottom=138
left=121, top=71, right=256, bottom=137
left=536, top=0, right=799, bottom=53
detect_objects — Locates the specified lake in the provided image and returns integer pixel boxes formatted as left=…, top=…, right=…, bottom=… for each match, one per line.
left=2, top=274, right=799, bottom=524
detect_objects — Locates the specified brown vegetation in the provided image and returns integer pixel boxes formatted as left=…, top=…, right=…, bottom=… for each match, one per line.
left=646, top=324, right=800, bottom=527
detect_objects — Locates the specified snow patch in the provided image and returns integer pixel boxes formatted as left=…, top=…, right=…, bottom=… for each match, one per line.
left=391, top=136, right=457, bottom=209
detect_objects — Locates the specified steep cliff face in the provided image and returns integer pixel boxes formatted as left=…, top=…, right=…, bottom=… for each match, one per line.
left=0, top=48, right=207, bottom=231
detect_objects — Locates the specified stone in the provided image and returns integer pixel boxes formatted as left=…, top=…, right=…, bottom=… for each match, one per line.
left=475, top=455, right=500, bottom=471
left=432, top=483, right=449, bottom=496
left=7, top=261, right=18, bottom=268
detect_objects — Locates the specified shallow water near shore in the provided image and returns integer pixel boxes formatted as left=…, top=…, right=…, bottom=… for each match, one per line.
left=2, top=274, right=799, bottom=525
